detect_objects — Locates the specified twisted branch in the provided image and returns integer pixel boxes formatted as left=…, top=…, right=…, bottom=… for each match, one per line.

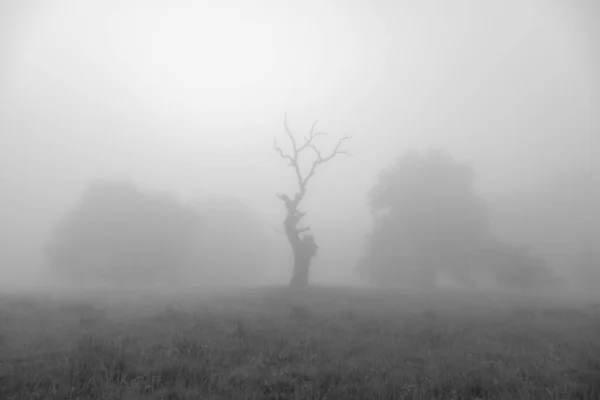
left=274, top=113, right=351, bottom=200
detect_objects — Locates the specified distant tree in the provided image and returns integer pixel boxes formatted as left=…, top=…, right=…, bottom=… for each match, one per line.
left=361, top=149, right=563, bottom=292
left=44, top=180, right=200, bottom=288
left=491, top=168, right=598, bottom=291
left=273, top=114, right=351, bottom=290
left=482, top=242, right=563, bottom=293
left=365, top=150, right=491, bottom=288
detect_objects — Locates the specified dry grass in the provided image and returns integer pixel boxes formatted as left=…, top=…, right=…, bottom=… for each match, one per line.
left=0, top=286, right=599, bottom=399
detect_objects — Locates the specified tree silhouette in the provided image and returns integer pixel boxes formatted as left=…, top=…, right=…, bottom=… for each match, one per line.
left=362, top=149, right=561, bottom=292
left=365, top=150, right=492, bottom=288
left=273, top=114, right=351, bottom=289
left=45, top=180, right=200, bottom=288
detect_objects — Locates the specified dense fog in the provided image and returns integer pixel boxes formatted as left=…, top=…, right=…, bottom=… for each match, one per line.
left=1, top=0, right=598, bottom=293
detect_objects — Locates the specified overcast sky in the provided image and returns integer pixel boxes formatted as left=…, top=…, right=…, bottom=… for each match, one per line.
left=1, top=0, right=598, bottom=285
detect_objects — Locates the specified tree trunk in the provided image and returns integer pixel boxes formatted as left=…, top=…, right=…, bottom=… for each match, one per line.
left=289, top=255, right=310, bottom=289
left=286, top=228, right=317, bottom=290
left=281, top=201, right=318, bottom=290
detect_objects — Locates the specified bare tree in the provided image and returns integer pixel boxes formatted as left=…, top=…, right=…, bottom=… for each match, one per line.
left=274, top=113, right=351, bottom=289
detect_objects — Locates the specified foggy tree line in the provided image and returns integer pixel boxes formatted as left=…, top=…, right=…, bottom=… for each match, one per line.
left=355, top=150, right=564, bottom=292
left=44, top=181, right=274, bottom=289
left=45, top=181, right=200, bottom=287
left=43, top=119, right=598, bottom=293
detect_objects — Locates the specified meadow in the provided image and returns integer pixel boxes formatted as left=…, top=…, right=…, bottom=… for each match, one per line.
left=1, top=285, right=599, bottom=399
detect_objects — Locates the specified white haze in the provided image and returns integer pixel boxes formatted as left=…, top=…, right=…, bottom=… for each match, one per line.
left=0, top=0, right=598, bottom=289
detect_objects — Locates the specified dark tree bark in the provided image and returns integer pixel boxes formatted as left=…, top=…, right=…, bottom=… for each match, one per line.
left=274, top=114, right=351, bottom=290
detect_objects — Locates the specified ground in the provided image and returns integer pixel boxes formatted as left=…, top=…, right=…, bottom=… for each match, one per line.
left=1, top=286, right=599, bottom=399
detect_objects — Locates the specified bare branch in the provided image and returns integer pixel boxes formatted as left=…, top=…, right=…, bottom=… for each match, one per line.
left=297, top=120, right=327, bottom=153
left=314, top=135, right=353, bottom=163
left=303, top=161, right=319, bottom=186
left=283, top=112, right=298, bottom=153
left=277, top=193, right=292, bottom=205
left=302, top=135, right=352, bottom=186
left=274, top=134, right=304, bottom=193
left=297, top=226, right=311, bottom=234
left=275, top=113, right=351, bottom=208
left=273, top=138, right=294, bottom=166
left=293, top=211, right=307, bottom=223
left=310, top=120, right=318, bottom=136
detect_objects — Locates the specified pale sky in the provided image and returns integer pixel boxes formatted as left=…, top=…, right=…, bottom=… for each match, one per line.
left=1, top=0, right=598, bottom=285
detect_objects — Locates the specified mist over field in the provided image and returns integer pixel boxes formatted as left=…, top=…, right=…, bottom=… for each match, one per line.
left=1, top=1, right=599, bottom=398
left=1, top=0, right=598, bottom=290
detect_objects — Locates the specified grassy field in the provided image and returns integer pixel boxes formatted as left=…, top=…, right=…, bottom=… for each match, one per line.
left=0, top=285, right=599, bottom=399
